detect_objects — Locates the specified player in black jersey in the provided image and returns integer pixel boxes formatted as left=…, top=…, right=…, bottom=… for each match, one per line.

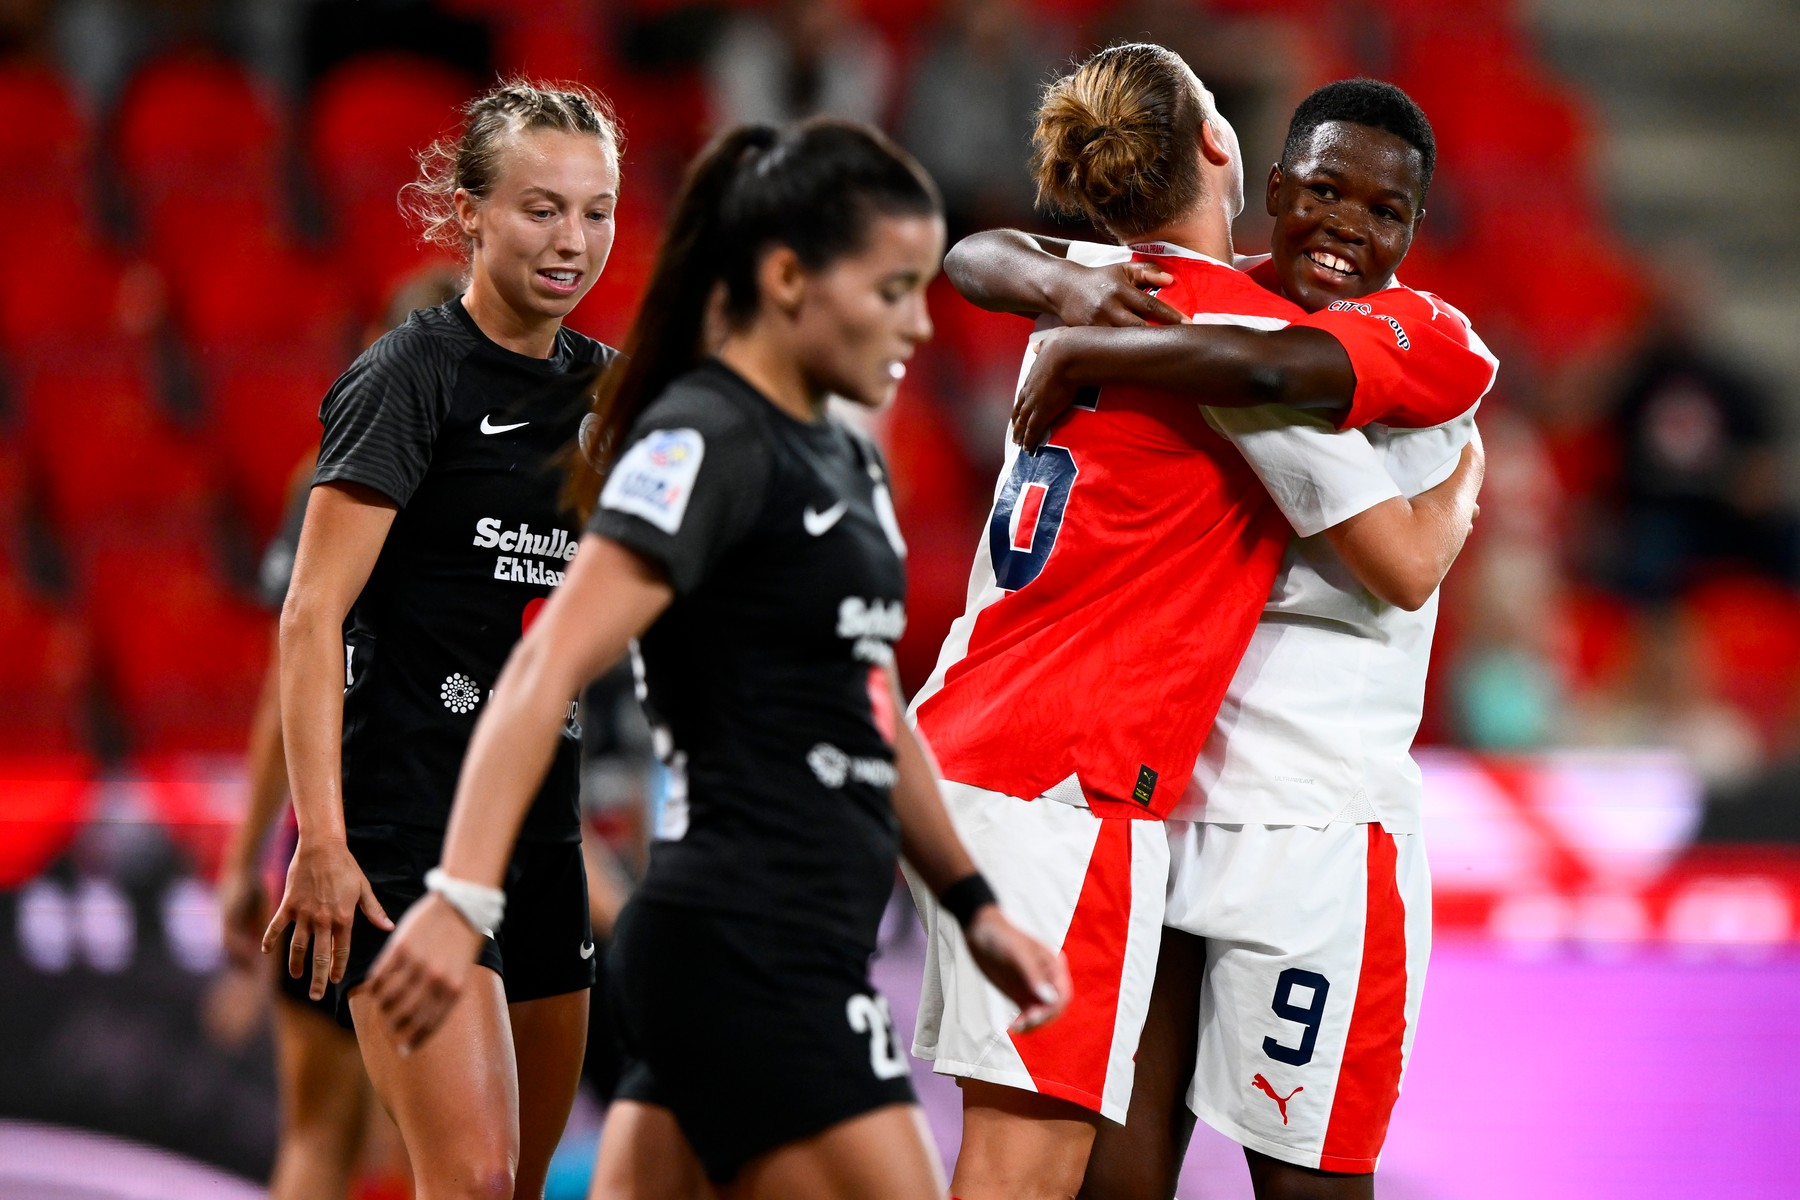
left=261, top=81, right=622, bottom=1200
left=365, top=120, right=1070, bottom=1199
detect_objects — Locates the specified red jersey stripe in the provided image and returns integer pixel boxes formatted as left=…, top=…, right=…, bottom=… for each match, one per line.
left=1319, top=824, right=1410, bottom=1172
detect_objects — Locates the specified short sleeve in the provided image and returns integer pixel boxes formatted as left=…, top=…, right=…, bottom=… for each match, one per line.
left=313, top=329, right=457, bottom=506
left=1205, top=405, right=1403, bottom=538
left=1300, top=287, right=1498, bottom=431
left=586, top=401, right=772, bottom=595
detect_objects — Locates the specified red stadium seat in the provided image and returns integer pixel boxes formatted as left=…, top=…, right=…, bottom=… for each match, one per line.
left=0, top=223, right=165, bottom=355
left=0, top=559, right=89, bottom=756
left=18, top=355, right=216, bottom=546
left=206, top=361, right=333, bottom=542
left=308, top=54, right=473, bottom=308
left=115, top=51, right=284, bottom=251
left=84, top=543, right=271, bottom=755
left=1681, top=575, right=1800, bottom=742
left=169, top=223, right=355, bottom=364
left=0, top=63, right=93, bottom=225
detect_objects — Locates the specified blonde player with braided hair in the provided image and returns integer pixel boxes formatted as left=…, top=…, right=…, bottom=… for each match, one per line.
left=263, top=79, right=623, bottom=1199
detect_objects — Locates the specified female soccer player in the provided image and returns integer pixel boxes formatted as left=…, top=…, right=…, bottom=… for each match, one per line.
left=262, top=81, right=622, bottom=1200
left=362, top=119, right=1068, bottom=1200
left=946, top=79, right=1496, bottom=1200
left=906, top=53, right=1488, bottom=1200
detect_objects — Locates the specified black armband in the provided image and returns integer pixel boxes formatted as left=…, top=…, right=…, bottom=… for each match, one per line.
left=939, top=872, right=997, bottom=929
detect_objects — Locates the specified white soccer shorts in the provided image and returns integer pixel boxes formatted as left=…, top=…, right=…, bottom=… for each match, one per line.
left=1163, top=820, right=1431, bottom=1173
left=909, top=780, right=1168, bottom=1123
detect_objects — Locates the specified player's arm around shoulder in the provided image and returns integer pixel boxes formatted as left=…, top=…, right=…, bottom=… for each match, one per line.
left=944, top=228, right=1184, bottom=327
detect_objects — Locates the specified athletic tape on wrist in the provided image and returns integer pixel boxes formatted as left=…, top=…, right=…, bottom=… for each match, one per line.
left=939, top=872, right=997, bottom=930
left=423, top=868, right=505, bottom=938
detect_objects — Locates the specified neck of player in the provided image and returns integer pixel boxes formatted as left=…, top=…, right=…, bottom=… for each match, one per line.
left=717, top=330, right=827, bottom=426
left=462, top=275, right=562, bottom=359
left=1123, top=202, right=1235, bottom=266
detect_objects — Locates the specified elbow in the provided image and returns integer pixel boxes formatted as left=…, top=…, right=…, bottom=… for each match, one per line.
left=1383, top=565, right=1438, bottom=612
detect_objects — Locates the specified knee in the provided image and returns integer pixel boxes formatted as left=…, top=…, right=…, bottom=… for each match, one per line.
left=423, top=1156, right=515, bottom=1200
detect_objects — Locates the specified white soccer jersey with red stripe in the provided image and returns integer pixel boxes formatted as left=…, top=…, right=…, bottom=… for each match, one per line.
left=910, top=244, right=1301, bottom=819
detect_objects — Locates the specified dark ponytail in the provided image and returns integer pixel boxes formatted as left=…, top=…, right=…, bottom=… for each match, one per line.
left=565, top=117, right=939, bottom=518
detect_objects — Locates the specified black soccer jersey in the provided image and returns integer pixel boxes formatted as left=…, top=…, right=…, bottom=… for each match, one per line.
left=315, top=298, right=616, bottom=843
left=587, top=360, right=910, bottom=952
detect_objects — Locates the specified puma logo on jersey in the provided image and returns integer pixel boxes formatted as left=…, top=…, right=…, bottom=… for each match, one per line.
left=1251, top=1074, right=1303, bottom=1125
left=480, top=414, right=530, bottom=434
left=804, top=501, right=848, bottom=536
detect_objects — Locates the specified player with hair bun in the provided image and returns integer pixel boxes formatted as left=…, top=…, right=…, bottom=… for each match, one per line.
left=365, top=118, right=1067, bottom=1200
left=910, top=49, right=1487, bottom=1200
left=947, top=76, right=1497, bottom=1199
left=261, top=79, right=622, bottom=1200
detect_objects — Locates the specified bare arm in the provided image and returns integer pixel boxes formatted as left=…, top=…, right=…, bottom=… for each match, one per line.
left=262, top=481, right=398, bottom=998
left=1014, top=322, right=1355, bottom=448
left=890, top=691, right=1068, bottom=1032
left=945, top=229, right=1187, bottom=327
left=217, top=626, right=286, bottom=968
left=1323, top=429, right=1485, bottom=612
left=365, top=535, right=672, bottom=1046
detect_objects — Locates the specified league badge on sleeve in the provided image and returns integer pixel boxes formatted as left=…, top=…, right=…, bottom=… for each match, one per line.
left=600, top=428, right=705, bottom=534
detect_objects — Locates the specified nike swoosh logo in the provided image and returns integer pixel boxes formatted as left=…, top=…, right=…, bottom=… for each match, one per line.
left=803, top=501, right=849, bottom=536
left=579, top=940, right=595, bottom=960
left=481, top=414, right=530, bottom=435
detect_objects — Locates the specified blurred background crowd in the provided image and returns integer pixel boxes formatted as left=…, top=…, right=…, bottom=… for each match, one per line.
left=2, top=0, right=1798, bottom=1196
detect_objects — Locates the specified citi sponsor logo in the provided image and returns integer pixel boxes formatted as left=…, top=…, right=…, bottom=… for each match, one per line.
left=806, top=742, right=899, bottom=790
left=1327, top=300, right=1372, bottom=314
left=472, top=518, right=580, bottom=562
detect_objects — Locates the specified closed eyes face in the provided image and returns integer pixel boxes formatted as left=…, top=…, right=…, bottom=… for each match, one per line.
left=1265, top=120, right=1425, bottom=313
left=461, top=127, right=620, bottom=325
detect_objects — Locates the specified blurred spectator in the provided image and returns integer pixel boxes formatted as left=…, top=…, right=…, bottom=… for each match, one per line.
left=704, top=0, right=893, bottom=130
left=899, top=0, right=1049, bottom=236
left=1603, top=298, right=1800, bottom=600
left=1451, top=537, right=1567, bottom=751
left=1571, top=608, right=1763, bottom=790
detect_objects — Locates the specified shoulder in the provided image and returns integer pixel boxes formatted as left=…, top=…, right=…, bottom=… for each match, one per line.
left=556, top=326, right=622, bottom=372
left=1169, top=258, right=1300, bottom=325
left=346, top=306, right=472, bottom=386
left=633, top=364, right=767, bottom=443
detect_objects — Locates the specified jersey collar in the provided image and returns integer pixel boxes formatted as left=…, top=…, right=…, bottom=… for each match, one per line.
left=1127, top=241, right=1233, bottom=269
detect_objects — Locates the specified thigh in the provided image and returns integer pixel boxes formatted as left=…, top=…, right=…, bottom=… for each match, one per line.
left=951, top=1080, right=1099, bottom=1200
left=272, top=994, right=368, bottom=1136
left=1078, top=925, right=1203, bottom=1200
left=609, top=900, right=916, bottom=1187
left=1179, top=823, right=1428, bottom=1176
left=913, top=782, right=1166, bottom=1125
left=591, top=1101, right=715, bottom=1200
left=727, top=1103, right=941, bottom=1200
left=510, top=989, right=590, bottom=1197
left=350, top=967, right=519, bottom=1187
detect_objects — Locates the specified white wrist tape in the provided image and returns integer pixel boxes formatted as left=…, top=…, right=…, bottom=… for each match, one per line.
left=423, top=868, right=505, bottom=938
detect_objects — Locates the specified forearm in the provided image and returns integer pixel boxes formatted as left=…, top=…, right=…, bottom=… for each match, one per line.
left=222, top=632, right=289, bottom=875
left=943, top=229, right=1071, bottom=316
left=438, top=634, right=582, bottom=889
left=1048, top=323, right=1355, bottom=410
left=278, top=602, right=351, bottom=844
left=891, top=722, right=980, bottom=898
left=1324, top=449, right=1482, bottom=611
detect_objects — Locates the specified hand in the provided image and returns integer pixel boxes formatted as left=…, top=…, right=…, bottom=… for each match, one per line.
left=217, top=865, right=270, bottom=971
left=1044, top=259, right=1186, bottom=330
left=364, top=891, right=486, bottom=1052
left=1012, top=328, right=1087, bottom=451
left=963, top=905, right=1071, bottom=1034
left=262, top=836, right=393, bottom=1001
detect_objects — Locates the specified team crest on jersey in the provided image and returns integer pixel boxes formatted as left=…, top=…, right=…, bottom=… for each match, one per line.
left=600, top=428, right=705, bottom=534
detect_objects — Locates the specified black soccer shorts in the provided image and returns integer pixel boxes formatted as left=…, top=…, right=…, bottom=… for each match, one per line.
left=608, top=898, right=917, bottom=1183
left=335, top=822, right=596, bottom=1029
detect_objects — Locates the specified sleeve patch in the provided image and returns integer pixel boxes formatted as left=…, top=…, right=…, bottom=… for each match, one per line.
left=600, top=427, right=706, bottom=534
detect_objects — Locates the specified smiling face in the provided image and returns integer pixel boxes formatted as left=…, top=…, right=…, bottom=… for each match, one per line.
left=458, top=127, right=619, bottom=329
left=788, top=211, right=945, bottom=409
left=1265, top=120, right=1426, bottom=313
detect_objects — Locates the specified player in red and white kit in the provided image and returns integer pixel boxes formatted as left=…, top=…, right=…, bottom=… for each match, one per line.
left=909, top=53, right=1487, bottom=1200
left=948, top=80, right=1497, bottom=1199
